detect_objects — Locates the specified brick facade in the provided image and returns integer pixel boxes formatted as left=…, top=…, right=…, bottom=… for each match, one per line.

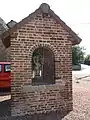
left=11, top=12, right=72, bottom=117
left=0, top=3, right=81, bottom=119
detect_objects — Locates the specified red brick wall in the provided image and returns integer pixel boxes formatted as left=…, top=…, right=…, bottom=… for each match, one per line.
left=11, top=13, right=72, bottom=116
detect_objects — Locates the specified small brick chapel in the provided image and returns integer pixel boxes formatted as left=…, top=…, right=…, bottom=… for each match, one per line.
left=1, top=3, right=81, bottom=119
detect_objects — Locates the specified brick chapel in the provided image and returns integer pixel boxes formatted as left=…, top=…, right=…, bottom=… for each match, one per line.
left=0, top=3, right=81, bottom=119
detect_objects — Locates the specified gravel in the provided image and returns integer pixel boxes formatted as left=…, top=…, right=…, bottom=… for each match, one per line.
left=62, top=76, right=90, bottom=120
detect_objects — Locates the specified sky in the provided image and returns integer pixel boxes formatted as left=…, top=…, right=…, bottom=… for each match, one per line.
left=0, top=0, right=90, bottom=55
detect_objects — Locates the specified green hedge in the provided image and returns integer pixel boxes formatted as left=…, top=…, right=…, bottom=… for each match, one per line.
left=72, top=64, right=81, bottom=71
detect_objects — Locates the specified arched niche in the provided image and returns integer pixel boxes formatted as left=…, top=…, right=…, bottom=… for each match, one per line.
left=32, top=47, right=55, bottom=85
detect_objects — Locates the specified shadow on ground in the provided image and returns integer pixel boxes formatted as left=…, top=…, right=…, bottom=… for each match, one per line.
left=0, top=99, right=11, bottom=117
left=0, top=106, right=70, bottom=120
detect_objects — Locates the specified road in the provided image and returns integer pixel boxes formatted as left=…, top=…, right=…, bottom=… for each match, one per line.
left=72, top=64, right=90, bottom=81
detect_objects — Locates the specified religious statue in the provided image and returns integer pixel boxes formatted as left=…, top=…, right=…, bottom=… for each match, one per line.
left=33, top=54, right=42, bottom=77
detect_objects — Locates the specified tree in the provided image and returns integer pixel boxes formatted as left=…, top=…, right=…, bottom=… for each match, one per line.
left=84, top=54, right=90, bottom=65
left=85, top=54, right=90, bottom=61
left=72, top=45, right=85, bottom=65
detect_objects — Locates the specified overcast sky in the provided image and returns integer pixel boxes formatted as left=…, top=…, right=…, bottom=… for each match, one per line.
left=0, top=0, right=90, bottom=55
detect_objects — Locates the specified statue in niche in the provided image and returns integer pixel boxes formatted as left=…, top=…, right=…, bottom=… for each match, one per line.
left=32, top=53, right=42, bottom=77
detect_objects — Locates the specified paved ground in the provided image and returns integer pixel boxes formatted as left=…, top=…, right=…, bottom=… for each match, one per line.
left=0, top=94, right=11, bottom=102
